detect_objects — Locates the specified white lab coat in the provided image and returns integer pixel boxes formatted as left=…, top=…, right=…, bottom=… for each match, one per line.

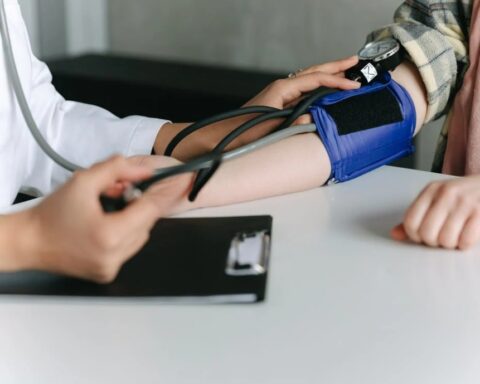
left=0, top=0, right=167, bottom=209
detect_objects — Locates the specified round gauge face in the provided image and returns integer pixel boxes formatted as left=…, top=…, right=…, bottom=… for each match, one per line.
left=359, top=39, right=398, bottom=60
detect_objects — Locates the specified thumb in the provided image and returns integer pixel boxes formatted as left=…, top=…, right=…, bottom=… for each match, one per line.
left=391, top=224, right=408, bottom=242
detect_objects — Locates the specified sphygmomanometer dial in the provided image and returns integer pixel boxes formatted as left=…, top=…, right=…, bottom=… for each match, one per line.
left=346, top=38, right=404, bottom=85
left=359, top=39, right=400, bottom=62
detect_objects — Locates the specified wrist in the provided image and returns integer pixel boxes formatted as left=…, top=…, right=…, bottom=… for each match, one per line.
left=0, top=209, right=41, bottom=272
left=154, top=119, right=251, bottom=161
left=154, top=122, right=195, bottom=159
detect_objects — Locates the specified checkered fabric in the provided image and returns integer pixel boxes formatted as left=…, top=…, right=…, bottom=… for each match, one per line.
left=368, top=0, right=473, bottom=171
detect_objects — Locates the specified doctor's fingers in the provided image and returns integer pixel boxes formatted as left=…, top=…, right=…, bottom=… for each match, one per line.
left=287, top=71, right=360, bottom=93
left=276, top=72, right=360, bottom=106
left=78, top=156, right=153, bottom=194
left=296, top=56, right=359, bottom=77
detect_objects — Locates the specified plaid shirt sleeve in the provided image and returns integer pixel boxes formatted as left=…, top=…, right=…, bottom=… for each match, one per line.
left=368, top=0, right=472, bottom=123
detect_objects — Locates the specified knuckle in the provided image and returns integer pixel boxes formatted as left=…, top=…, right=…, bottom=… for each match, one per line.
left=460, top=219, right=480, bottom=250
left=472, top=206, right=480, bottom=217
left=435, top=184, right=449, bottom=198
left=314, top=72, right=329, bottom=81
left=425, top=181, right=440, bottom=193
left=438, top=234, right=456, bottom=250
left=403, top=214, right=417, bottom=234
left=111, top=155, right=127, bottom=167
left=403, top=225, right=420, bottom=244
left=93, top=227, right=119, bottom=251
left=438, top=184, right=458, bottom=200
left=459, top=236, right=474, bottom=251
left=456, top=195, right=472, bottom=210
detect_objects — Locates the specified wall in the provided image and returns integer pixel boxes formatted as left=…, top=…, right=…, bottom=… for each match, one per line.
left=108, top=0, right=398, bottom=72
left=16, top=0, right=444, bottom=171
left=17, top=0, right=107, bottom=58
left=65, top=0, right=108, bottom=56
left=108, top=0, right=442, bottom=171
left=17, top=0, right=39, bottom=54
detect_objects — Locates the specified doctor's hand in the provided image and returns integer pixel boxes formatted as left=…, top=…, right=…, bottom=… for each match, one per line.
left=21, top=156, right=190, bottom=283
left=391, top=176, right=480, bottom=250
left=239, top=56, right=361, bottom=141
left=245, top=55, right=360, bottom=119
left=154, top=56, right=360, bottom=160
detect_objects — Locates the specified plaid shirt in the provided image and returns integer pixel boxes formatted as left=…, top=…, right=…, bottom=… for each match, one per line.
left=368, top=0, right=473, bottom=172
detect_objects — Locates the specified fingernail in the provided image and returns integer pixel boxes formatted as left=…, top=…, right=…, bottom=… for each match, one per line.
left=391, top=225, right=408, bottom=242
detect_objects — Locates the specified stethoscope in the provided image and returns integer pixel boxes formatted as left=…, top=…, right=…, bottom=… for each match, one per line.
left=0, top=0, right=328, bottom=212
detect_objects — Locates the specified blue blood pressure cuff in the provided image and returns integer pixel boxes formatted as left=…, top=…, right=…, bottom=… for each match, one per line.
left=309, top=73, right=416, bottom=184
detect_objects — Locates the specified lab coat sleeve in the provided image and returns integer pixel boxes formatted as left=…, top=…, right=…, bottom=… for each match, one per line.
left=13, top=6, right=168, bottom=195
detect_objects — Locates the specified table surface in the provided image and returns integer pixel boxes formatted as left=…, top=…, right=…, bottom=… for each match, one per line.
left=2, top=166, right=480, bottom=384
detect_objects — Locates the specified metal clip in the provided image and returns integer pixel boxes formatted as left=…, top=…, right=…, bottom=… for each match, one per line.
left=225, top=230, right=270, bottom=277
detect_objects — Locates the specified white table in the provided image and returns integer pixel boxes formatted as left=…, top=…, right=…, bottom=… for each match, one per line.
left=1, top=166, right=480, bottom=384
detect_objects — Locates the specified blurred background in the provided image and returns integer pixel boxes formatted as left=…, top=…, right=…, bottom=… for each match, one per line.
left=17, top=0, right=443, bottom=171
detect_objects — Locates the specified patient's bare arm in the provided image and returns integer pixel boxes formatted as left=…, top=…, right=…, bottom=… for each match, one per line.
left=179, top=61, right=428, bottom=210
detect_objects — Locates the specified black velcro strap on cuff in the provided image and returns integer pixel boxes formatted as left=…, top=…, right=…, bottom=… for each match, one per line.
left=324, top=88, right=403, bottom=136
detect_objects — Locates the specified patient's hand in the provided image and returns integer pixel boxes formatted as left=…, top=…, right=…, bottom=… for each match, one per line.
left=392, top=176, right=480, bottom=250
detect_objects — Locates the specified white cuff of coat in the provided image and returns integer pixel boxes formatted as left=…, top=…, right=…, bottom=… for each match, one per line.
left=127, top=117, right=170, bottom=156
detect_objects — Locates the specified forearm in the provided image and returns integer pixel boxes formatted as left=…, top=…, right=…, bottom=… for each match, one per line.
left=182, top=62, right=428, bottom=210
left=187, top=132, right=331, bottom=209
left=154, top=118, right=281, bottom=161
left=155, top=121, right=244, bottom=160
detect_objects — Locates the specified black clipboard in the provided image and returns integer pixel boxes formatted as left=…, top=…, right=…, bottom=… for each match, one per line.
left=0, top=216, right=272, bottom=303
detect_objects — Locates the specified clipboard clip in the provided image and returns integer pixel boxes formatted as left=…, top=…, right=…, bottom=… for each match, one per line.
left=226, top=230, right=270, bottom=277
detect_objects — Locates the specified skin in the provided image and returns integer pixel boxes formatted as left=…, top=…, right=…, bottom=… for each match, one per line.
left=304, top=59, right=480, bottom=251
left=0, top=56, right=362, bottom=283
left=153, top=56, right=362, bottom=160
left=175, top=60, right=428, bottom=210
left=0, top=156, right=193, bottom=283
left=391, top=176, right=480, bottom=250
left=4, top=53, right=463, bottom=283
